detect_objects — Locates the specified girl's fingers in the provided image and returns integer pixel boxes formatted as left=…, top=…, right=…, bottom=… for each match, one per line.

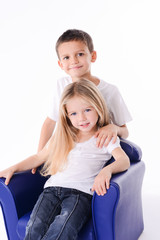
left=106, top=180, right=110, bottom=190
left=92, top=183, right=107, bottom=196
left=101, top=184, right=107, bottom=195
left=31, top=168, right=37, bottom=174
left=5, top=175, right=11, bottom=185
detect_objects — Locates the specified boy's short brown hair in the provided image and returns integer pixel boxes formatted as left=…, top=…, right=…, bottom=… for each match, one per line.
left=56, top=29, right=94, bottom=58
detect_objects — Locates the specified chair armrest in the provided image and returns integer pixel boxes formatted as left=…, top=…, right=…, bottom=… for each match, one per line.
left=0, top=170, right=46, bottom=240
left=92, top=161, right=145, bottom=240
left=0, top=170, right=46, bottom=219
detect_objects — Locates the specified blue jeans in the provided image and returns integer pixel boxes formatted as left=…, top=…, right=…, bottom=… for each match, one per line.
left=24, top=187, right=92, bottom=240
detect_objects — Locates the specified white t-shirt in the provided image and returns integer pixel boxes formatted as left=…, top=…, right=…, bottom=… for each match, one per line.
left=48, top=76, right=132, bottom=126
left=44, top=137, right=120, bottom=195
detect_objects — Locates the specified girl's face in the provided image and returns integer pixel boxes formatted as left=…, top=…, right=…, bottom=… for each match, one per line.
left=66, top=96, right=99, bottom=134
left=57, top=41, right=96, bottom=81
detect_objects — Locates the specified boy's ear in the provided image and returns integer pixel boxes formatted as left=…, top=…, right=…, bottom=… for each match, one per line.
left=91, top=51, right=97, bottom=63
left=58, top=60, right=64, bottom=69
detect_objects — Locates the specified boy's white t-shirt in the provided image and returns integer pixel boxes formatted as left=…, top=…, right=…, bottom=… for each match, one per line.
left=44, top=137, right=120, bottom=195
left=48, top=76, right=132, bottom=126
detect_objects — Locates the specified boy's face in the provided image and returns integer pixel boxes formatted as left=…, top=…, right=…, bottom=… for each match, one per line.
left=57, top=41, right=96, bottom=80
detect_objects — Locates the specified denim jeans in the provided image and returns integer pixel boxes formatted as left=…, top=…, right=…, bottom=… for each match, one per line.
left=24, top=187, right=92, bottom=240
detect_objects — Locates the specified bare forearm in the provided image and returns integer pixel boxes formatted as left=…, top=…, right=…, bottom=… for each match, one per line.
left=91, top=147, right=130, bottom=196
left=117, top=124, right=129, bottom=139
left=107, top=146, right=130, bottom=175
left=0, top=147, right=48, bottom=185
left=106, top=155, right=130, bottom=175
left=38, top=117, right=56, bottom=152
left=13, top=154, right=42, bottom=173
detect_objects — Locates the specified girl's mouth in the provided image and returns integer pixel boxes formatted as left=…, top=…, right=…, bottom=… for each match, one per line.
left=79, top=123, right=90, bottom=128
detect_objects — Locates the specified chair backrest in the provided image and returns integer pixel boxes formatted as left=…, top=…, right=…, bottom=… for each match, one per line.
left=106, top=138, right=142, bottom=166
left=120, top=138, right=142, bottom=162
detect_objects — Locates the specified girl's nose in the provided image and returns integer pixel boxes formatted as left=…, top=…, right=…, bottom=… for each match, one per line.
left=79, top=112, right=86, bottom=121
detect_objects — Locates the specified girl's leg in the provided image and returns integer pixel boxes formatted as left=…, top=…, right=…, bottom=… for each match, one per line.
left=42, top=188, right=92, bottom=240
left=24, top=188, right=61, bottom=240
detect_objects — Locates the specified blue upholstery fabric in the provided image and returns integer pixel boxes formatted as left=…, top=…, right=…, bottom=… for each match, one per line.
left=92, top=162, right=145, bottom=240
left=17, top=213, right=95, bottom=240
left=0, top=139, right=145, bottom=240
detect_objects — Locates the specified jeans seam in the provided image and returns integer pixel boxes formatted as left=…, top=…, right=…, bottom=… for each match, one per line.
left=41, top=201, right=61, bottom=240
left=27, top=193, right=44, bottom=240
left=56, top=194, right=79, bottom=240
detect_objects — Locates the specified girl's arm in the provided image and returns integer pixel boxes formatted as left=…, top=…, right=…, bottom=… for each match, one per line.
left=91, top=147, right=130, bottom=196
left=0, top=145, right=49, bottom=185
left=95, top=124, right=129, bottom=148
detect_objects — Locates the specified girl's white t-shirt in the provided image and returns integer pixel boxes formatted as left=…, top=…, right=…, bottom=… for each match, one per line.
left=48, top=76, right=132, bottom=126
left=44, top=137, right=120, bottom=195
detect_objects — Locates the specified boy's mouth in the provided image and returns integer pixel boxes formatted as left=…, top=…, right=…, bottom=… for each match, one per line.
left=69, top=65, right=83, bottom=70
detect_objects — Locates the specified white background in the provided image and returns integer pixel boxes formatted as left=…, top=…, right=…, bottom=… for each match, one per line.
left=0, top=0, right=160, bottom=239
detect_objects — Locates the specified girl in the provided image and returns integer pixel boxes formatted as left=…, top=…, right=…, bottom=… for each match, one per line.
left=0, top=79, right=130, bottom=240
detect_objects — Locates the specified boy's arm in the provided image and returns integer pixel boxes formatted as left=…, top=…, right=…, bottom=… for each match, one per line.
left=91, top=147, right=130, bottom=196
left=38, top=117, right=56, bottom=152
left=116, top=124, right=129, bottom=138
left=95, top=124, right=129, bottom=148
left=31, top=117, right=56, bottom=174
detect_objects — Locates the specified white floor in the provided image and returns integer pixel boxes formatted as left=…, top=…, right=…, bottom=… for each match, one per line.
left=138, top=193, right=160, bottom=240
left=0, top=193, right=160, bottom=240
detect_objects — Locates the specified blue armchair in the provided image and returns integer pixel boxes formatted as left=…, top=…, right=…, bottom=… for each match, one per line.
left=0, top=139, right=145, bottom=240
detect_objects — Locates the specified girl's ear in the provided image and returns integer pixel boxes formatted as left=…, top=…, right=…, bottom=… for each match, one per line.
left=58, top=60, right=64, bottom=70
left=91, top=51, right=97, bottom=63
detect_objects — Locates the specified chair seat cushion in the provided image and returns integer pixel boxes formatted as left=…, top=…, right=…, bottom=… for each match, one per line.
left=16, top=212, right=30, bottom=239
left=17, top=212, right=95, bottom=240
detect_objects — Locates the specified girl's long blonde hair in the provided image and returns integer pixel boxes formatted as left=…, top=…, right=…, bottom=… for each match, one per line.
left=41, top=79, right=110, bottom=176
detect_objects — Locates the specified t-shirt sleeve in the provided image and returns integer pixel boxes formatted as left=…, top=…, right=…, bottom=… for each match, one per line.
left=48, top=81, right=60, bottom=121
left=108, top=86, right=132, bottom=126
left=106, top=137, right=121, bottom=154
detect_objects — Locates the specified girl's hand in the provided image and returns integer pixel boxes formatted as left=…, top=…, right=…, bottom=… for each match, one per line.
left=31, top=168, right=37, bottom=174
left=94, top=124, right=118, bottom=148
left=91, top=167, right=112, bottom=196
left=0, top=167, right=15, bottom=185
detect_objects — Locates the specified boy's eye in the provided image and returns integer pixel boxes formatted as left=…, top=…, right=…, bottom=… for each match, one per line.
left=77, top=53, right=84, bottom=57
left=63, top=56, right=69, bottom=60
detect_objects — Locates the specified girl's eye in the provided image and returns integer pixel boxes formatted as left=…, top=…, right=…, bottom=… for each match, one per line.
left=85, top=109, right=91, bottom=113
left=70, top=112, right=77, bottom=116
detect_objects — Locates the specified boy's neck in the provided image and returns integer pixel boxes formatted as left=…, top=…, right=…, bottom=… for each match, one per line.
left=71, top=75, right=100, bottom=86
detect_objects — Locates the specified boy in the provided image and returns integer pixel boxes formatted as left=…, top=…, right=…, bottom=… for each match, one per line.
left=37, top=29, right=132, bottom=155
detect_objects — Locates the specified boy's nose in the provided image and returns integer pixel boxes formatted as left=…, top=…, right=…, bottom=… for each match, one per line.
left=71, top=56, right=79, bottom=64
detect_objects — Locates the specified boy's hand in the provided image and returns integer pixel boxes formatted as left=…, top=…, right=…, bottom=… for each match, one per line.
left=95, top=124, right=118, bottom=148
left=91, top=168, right=111, bottom=196
left=0, top=167, right=15, bottom=185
